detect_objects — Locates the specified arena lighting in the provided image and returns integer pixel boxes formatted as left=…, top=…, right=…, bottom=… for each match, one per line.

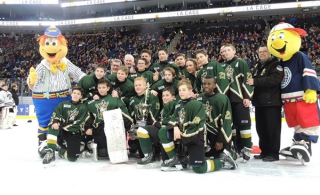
left=1, top=0, right=59, bottom=4
left=61, top=0, right=138, bottom=8
left=1, top=1, right=320, bottom=26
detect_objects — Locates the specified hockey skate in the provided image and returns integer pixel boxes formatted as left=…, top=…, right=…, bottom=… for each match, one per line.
left=161, top=156, right=183, bottom=171
left=137, top=152, right=156, bottom=167
left=80, top=141, right=91, bottom=158
left=90, top=141, right=98, bottom=161
left=240, top=147, right=252, bottom=162
left=290, top=140, right=311, bottom=165
left=42, top=148, right=55, bottom=168
left=280, top=147, right=297, bottom=159
left=38, top=140, right=48, bottom=158
left=219, top=149, right=238, bottom=170
left=229, top=145, right=238, bottom=161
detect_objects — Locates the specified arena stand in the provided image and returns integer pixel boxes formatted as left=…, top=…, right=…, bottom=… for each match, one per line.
left=0, top=0, right=262, bottom=22
left=1, top=2, right=320, bottom=98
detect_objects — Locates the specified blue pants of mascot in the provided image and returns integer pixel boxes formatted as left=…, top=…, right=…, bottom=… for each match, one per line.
left=33, top=95, right=71, bottom=141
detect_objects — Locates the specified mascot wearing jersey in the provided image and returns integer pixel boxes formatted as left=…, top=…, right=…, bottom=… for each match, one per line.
left=27, top=25, right=85, bottom=158
left=267, top=22, right=320, bottom=165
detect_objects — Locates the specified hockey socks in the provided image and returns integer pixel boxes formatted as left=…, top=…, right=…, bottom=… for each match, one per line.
left=137, top=127, right=153, bottom=154
left=239, top=125, right=252, bottom=148
left=192, top=159, right=222, bottom=174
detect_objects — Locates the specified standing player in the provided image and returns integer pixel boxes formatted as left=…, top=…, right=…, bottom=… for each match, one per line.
left=221, top=44, right=254, bottom=162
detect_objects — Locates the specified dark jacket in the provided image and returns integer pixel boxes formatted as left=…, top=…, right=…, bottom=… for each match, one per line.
left=10, top=88, right=19, bottom=106
left=252, top=56, right=283, bottom=106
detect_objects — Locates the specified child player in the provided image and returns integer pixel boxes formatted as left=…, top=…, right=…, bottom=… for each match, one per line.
left=197, top=75, right=238, bottom=165
left=85, top=79, right=134, bottom=159
left=42, top=87, right=89, bottom=168
left=136, top=87, right=177, bottom=166
left=158, top=79, right=236, bottom=173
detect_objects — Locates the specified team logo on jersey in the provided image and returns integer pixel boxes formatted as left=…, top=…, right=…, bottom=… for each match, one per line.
left=68, top=108, right=79, bottom=122
left=159, top=109, right=166, bottom=122
left=178, top=108, right=186, bottom=127
left=160, top=71, right=165, bottom=80
left=95, top=100, right=109, bottom=119
left=201, top=70, right=207, bottom=83
left=281, top=67, right=292, bottom=89
left=114, top=87, right=122, bottom=98
left=225, top=65, right=234, bottom=82
left=204, top=101, right=213, bottom=122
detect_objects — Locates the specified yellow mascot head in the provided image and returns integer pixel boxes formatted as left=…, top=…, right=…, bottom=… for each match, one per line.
left=267, top=22, right=307, bottom=61
left=37, top=25, right=68, bottom=72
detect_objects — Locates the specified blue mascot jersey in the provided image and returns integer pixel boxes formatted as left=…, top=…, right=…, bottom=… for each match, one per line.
left=281, top=51, right=320, bottom=99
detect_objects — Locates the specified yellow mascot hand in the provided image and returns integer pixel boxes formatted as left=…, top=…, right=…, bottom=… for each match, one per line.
left=303, top=89, right=317, bottom=104
left=29, top=67, right=38, bottom=86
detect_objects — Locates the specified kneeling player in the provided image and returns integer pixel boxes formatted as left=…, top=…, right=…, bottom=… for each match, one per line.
left=42, top=87, right=89, bottom=168
left=136, top=87, right=176, bottom=166
left=85, top=79, right=134, bottom=159
left=197, top=75, right=237, bottom=169
left=159, top=79, right=236, bottom=173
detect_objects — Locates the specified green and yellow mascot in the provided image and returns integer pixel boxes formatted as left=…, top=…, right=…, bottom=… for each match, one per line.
left=267, top=22, right=320, bottom=164
left=27, top=25, right=85, bottom=158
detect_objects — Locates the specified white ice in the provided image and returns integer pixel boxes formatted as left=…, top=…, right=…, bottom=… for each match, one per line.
left=0, top=119, right=319, bottom=194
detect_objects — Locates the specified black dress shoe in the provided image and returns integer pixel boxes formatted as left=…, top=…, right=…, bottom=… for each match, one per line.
left=262, top=156, right=279, bottom=162
left=253, top=154, right=266, bottom=159
left=13, top=124, right=18, bottom=126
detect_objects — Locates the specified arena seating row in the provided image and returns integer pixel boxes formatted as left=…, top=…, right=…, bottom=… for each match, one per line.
left=0, top=0, right=305, bottom=21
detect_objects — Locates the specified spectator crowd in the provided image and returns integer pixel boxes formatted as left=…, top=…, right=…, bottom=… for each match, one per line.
left=1, top=12, right=320, bottom=97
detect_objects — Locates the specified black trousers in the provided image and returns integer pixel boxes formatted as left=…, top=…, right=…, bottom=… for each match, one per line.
left=205, top=132, right=229, bottom=158
left=255, top=106, right=282, bottom=159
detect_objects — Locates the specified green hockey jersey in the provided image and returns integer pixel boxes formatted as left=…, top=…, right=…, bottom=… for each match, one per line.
left=220, top=58, right=254, bottom=102
left=197, top=93, right=233, bottom=144
left=151, top=78, right=179, bottom=98
left=85, top=94, right=133, bottom=130
left=149, top=61, right=181, bottom=80
left=196, top=61, right=229, bottom=94
left=160, top=100, right=177, bottom=126
left=168, top=99, right=206, bottom=139
left=184, top=71, right=197, bottom=93
left=77, top=75, right=100, bottom=102
left=107, top=74, right=136, bottom=106
left=49, top=100, right=89, bottom=132
left=128, top=92, right=160, bottom=125
left=128, top=70, right=154, bottom=86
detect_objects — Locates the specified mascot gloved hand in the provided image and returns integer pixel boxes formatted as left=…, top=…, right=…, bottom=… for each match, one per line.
left=303, top=89, right=317, bottom=103
left=267, top=22, right=320, bottom=165
left=29, top=67, right=38, bottom=86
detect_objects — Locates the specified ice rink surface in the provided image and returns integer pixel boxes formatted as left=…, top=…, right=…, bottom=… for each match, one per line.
left=0, top=119, right=319, bottom=195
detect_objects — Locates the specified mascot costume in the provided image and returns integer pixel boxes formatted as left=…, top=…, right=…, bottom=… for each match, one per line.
left=267, top=22, right=320, bottom=165
left=27, top=25, right=85, bottom=158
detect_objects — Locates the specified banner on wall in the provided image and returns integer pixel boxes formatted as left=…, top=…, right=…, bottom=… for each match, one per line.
left=17, top=104, right=29, bottom=116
